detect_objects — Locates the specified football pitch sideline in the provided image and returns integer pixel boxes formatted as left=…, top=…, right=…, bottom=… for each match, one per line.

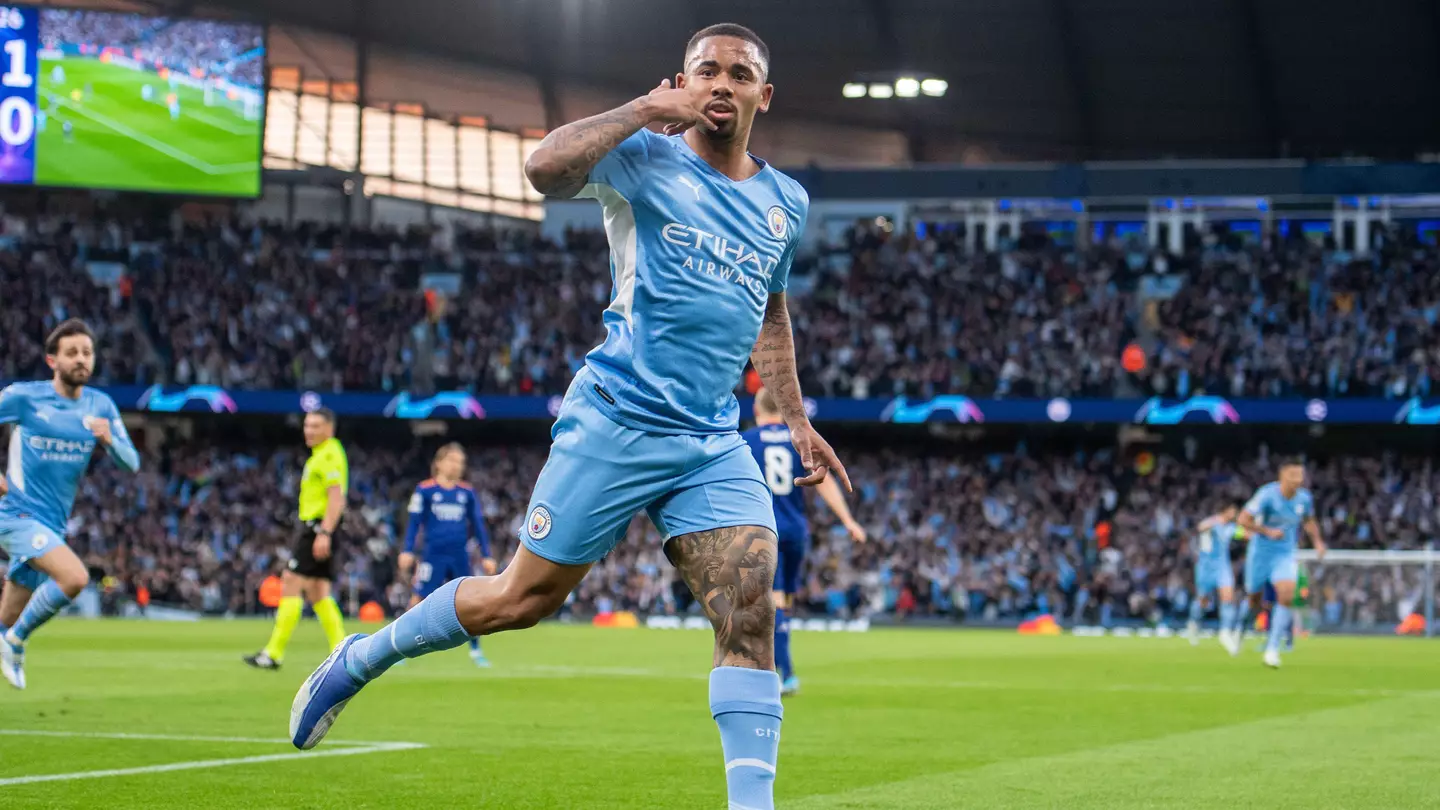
left=0, top=621, right=1436, bottom=809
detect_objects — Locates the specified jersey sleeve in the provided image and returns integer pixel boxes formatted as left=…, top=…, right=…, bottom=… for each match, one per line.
left=0, top=385, right=22, bottom=425
left=768, top=202, right=808, bottom=294
left=99, top=396, right=140, bottom=472
left=469, top=493, right=492, bottom=558
left=1242, top=487, right=1268, bottom=519
left=322, top=446, right=348, bottom=493
left=577, top=129, right=654, bottom=200
left=403, top=487, right=426, bottom=553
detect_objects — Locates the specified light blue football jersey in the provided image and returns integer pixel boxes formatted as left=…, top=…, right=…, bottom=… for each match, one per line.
left=575, top=128, right=809, bottom=434
left=1242, top=482, right=1314, bottom=551
left=1196, top=521, right=1236, bottom=566
left=0, top=381, right=140, bottom=535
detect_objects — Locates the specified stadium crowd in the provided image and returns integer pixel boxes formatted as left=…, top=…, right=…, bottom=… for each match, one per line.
left=53, top=436, right=1435, bottom=630
left=40, top=10, right=264, bottom=88
left=3, top=213, right=1440, bottom=401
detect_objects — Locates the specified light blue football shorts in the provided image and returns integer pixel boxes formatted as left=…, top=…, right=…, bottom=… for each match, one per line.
left=518, top=386, right=776, bottom=566
left=1244, top=540, right=1298, bottom=593
left=1195, top=560, right=1235, bottom=595
left=0, top=516, right=65, bottom=591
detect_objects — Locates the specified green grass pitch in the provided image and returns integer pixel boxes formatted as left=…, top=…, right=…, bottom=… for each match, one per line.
left=34, top=57, right=261, bottom=197
left=0, top=621, right=1437, bottom=808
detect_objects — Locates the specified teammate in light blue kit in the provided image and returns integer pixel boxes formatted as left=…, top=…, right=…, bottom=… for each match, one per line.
left=400, top=443, right=497, bottom=667
left=0, top=320, right=140, bottom=689
left=1184, top=504, right=1246, bottom=653
left=1237, top=460, right=1327, bottom=669
left=743, top=387, right=865, bottom=696
left=291, top=24, right=848, bottom=810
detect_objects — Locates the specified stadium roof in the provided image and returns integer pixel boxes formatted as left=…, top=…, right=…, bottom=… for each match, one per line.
left=159, top=0, right=1440, bottom=162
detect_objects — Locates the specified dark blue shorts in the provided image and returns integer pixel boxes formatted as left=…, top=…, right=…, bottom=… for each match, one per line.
left=774, top=534, right=808, bottom=595
left=414, top=553, right=469, bottom=598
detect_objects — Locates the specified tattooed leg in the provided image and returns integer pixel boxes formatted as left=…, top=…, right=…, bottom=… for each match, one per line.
left=668, top=524, right=784, bottom=807
left=666, top=525, right=779, bottom=669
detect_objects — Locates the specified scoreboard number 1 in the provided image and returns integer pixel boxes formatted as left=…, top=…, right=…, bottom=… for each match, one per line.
left=3, top=38, right=31, bottom=87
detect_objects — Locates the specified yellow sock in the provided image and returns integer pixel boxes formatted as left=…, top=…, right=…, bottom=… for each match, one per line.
left=313, top=597, right=346, bottom=650
left=262, top=597, right=303, bottom=662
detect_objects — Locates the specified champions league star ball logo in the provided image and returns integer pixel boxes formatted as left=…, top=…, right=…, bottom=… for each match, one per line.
left=528, top=506, right=553, bottom=541
left=766, top=206, right=788, bottom=240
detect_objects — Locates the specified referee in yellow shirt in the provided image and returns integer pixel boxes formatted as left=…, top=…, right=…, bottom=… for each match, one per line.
left=244, top=409, right=349, bottom=670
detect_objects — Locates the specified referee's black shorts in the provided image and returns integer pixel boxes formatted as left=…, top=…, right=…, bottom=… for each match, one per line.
left=288, top=519, right=340, bottom=580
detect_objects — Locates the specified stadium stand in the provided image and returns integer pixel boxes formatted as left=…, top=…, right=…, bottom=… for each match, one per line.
left=4, top=214, right=1440, bottom=401
left=57, top=432, right=1432, bottom=631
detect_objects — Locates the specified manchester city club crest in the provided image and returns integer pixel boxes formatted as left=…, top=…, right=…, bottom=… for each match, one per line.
left=528, top=505, right=553, bottom=540
left=766, top=205, right=788, bottom=240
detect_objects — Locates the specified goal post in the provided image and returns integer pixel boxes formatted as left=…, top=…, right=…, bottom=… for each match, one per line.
left=1295, top=547, right=1438, bottom=638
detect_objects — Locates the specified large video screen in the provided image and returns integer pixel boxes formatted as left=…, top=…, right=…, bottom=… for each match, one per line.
left=0, top=5, right=264, bottom=197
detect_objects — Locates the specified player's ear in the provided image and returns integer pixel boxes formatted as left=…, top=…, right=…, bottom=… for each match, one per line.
left=674, top=72, right=687, bottom=89
left=758, top=83, right=774, bottom=114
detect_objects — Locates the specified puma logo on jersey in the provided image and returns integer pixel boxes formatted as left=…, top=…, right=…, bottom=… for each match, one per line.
left=677, top=175, right=703, bottom=200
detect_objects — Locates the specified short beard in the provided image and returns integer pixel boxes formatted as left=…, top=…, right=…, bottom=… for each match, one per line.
left=58, top=369, right=90, bottom=389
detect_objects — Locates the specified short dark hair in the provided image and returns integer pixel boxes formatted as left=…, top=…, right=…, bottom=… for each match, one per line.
left=45, top=319, right=95, bottom=355
left=309, top=407, right=337, bottom=426
left=685, top=23, right=770, bottom=79
left=1278, top=456, right=1306, bottom=469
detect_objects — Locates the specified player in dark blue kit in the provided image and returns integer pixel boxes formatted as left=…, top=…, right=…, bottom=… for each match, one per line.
left=292, top=23, right=848, bottom=809
left=743, top=388, right=865, bottom=696
left=399, top=444, right=497, bottom=667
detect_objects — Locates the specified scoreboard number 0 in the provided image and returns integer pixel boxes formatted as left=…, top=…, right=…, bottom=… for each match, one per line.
left=0, top=96, right=32, bottom=146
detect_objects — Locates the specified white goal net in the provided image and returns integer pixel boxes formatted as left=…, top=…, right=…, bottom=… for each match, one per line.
left=1295, top=549, right=1438, bottom=637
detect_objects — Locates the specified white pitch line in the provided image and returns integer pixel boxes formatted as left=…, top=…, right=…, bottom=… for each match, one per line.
left=467, top=665, right=1429, bottom=698
left=0, top=729, right=407, bottom=746
left=0, top=742, right=424, bottom=787
left=182, top=107, right=254, bottom=136
left=43, top=92, right=235, bottom=175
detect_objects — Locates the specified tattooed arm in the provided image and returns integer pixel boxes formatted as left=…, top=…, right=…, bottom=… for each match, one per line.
left=751, top=293, right=808, bottom=427
left=751, top=293, right=852, bottom=491
left=523, top=79, right=714, bottom=199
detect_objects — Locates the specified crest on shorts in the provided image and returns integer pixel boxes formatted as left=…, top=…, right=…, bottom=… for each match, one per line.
left=528, top=506, right=553, bottom=541
left=766, top=206, right=788, bottom=240
left=30, top=533, right=46, bottom=550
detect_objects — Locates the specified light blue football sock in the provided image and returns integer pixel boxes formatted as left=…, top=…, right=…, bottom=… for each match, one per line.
left=1267, top=605, right=1291, bottom=653
left=773, top=608, right=793, bottom=681
left=711, top=666, right=783, bottom=810
left=1235, top=601, right=1251, bottom=635
left=12, top=580, right=72, bottom=641
left=1187, top=597, right=1204, bottom=625
left=1219, top=601, right=1238, bottom=632
left=344, top=577, right=471, bottom=682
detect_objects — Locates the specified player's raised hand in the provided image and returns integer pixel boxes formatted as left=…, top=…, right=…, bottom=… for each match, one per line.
left=642, top=78, right=717, bottom=135
left=790, top=422, right=852, bottom=493
left=0, top=477, right=7, bottom=497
